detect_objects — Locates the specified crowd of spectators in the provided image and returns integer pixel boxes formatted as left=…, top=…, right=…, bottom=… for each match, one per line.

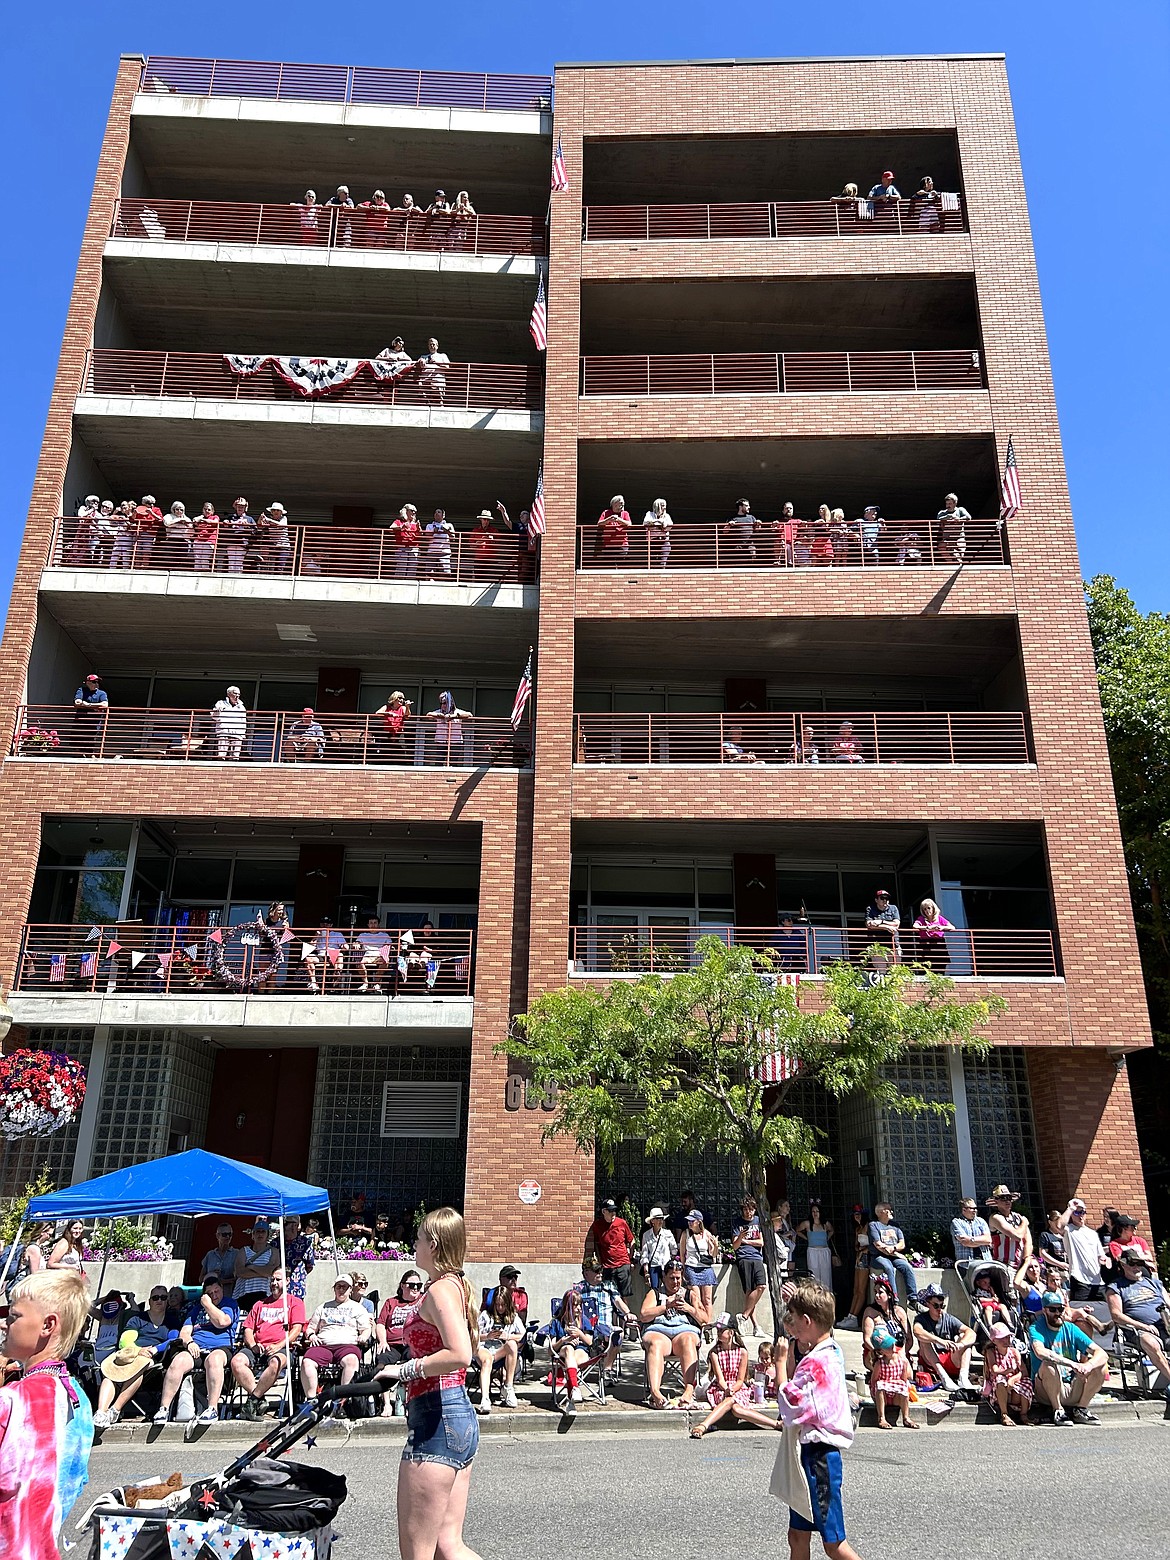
left=829, top=170, right=960, bottom=231
left=291, top=186, right=478, bottom=248
left=592, top=490, right=977, bottom=568
left=64, top=493, right=538, bottom=577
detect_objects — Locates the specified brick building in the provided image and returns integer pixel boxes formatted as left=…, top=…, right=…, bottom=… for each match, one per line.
left=0, top=52, right=1151, bottom=1261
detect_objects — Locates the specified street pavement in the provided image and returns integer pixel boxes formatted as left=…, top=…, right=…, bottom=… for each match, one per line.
left=70, top=1418, right=1170, bottom=1559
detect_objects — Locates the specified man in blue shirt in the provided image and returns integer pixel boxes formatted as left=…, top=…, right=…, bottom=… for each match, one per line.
left=154, top=1277, right=240, bottom=1424
left=867, top=1203, right=919, bottom=1302
left=950, top=1197, right=993, bottom=1267
left=1028, top=1291, right=1109, bottom=1425
left=1107, top=1252, right=1170, bottom=1397
left=72, top=672, right=108, bottom=754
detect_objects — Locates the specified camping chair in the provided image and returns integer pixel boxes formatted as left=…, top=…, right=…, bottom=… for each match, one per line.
left=1084, top=1300, right=1169, bottom=1399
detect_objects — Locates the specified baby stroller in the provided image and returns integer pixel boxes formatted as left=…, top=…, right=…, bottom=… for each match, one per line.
left=961, top=1260, right=1030, bottom=1360
left=69, top=1378, right=379, bottom=1559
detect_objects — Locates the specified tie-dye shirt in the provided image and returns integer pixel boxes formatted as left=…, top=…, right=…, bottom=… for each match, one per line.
left=0, top=1365, right=93, bottom=1558
left=775, top=1338, right=854, bottom=1449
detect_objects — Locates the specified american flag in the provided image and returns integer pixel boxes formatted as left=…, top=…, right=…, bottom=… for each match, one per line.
left=999, top=435, right=1021, bottom=522
left=529, top=271, right=547, bottom=352
left=49, top=954, right=66, bottom=984
left=79, top=951, right=97, bottom=981
left=511, top=648, right=533, bottom=730
left=527, top=464, right=546, bottom=538
left=452, top=956, right=470, bottom=984
left=551, top=135, right=570, bottom=192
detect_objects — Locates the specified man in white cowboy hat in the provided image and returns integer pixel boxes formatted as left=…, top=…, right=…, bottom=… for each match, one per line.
left=639, top=1208, right=679, bottom=1290
left=91, top=1284, right=173, bottom=1427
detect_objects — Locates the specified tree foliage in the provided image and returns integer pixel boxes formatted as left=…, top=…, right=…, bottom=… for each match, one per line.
left=1085, top=575, right=1170, bottom=1048
left=503, top=939, right=1006, bottom=1326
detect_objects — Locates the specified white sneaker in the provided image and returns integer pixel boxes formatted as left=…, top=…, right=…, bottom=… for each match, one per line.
left=358, top=984, right=369, bottom=993
left=370, top=985, right=382, bottom=994
left=92, top=1409, right=114, bottom=1429
left=502, top=1388, right=518, bottom=1408
left=563, top=1394, right=577, bottom=1414
left=152, top=1408, right=170, bottom=1425
left=837, top=1316, right=860, bottom=1330
left=197, top=1407, right=219, bottom=1423
left=307, top=981, right=319, bottom=994
left=571, top=1386, right=583, bottom=1404
left=474, top=1400, right=491, bottom=1416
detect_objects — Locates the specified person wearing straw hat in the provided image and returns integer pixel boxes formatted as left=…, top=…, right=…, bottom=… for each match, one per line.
left=91, top=1283, right=173, bottom=1427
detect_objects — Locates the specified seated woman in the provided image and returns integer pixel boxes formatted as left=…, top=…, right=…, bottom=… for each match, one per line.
left=690, top=1313, right=751, bottom=1438
left=1014, top=1256, right=1048, bottom=1319
left=473, top=1285, right=524, bottom=1414
left=299, top=1274, right=372, bottom=1399
left=374, top=1268, right=423, bottom=1418
left=982, top=1322, right=1033, bottom=1426
left=638, top=1259, right=706, bottom=1409
left=91, top=1286, right=174, bottom=1427
left=830, top=721, right=864, bottom=763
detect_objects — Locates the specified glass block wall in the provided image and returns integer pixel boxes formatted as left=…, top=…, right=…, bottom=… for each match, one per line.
left=1, top=1029, right=93, bottom=1199
left=964, top=1048, right=1043, bottom=1218
left=89, top=1030, right=215, bottom=1177
left=875, top=1050, right=961, bottom=1234
left=309, top=1045, right=470, bottom=1219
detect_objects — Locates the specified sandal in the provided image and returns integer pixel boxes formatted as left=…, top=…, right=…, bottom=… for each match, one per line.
left=902, top=1419, right=919, bottom=1430
left=642, top=1395, right=666, bottom=1410
left=876, top=1420, right=892, bottom=1430
left=690, top=1425, right=707, bottom=1438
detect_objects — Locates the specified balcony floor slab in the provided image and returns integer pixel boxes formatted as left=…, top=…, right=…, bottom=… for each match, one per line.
left=9, top=992, right=474, bottom=1033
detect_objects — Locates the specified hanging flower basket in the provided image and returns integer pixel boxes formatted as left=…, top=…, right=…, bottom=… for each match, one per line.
left=0, top=1049, right=87, bottom=1139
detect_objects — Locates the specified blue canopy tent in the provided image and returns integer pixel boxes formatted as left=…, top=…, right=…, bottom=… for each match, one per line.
left=9, top=1150, right=337, bottom=1412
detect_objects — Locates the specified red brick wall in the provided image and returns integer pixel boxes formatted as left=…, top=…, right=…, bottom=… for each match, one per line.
left=1027, top=1050, right=1149, bottom=1222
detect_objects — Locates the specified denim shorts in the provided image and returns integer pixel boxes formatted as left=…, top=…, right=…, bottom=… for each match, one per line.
left=402, top=1385, right=479, bottom=1470
left=684, top=1265, right=716, bottom=1289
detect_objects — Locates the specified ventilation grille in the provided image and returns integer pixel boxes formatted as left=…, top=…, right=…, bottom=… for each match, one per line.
left=380, top=1081, right=463, bottom=1139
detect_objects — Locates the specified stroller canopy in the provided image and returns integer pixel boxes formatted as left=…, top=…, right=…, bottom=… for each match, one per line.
left=28, top=1148, right=330, bottom=1220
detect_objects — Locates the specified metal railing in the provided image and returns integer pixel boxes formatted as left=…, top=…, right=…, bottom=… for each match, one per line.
left=15, top=923, right=475, bottom=997
left=577, top=518, right=1006, bottom=570
left=111, top=198, right=547, bottom=257
left=574, top=712, right=1029, bottom=767
left=580, top=350, right=983, bottom=398
left=569, top=924, right=1058, bottom=980
left=583, top=197, right=967, bottom=242
left=140, top=56, right=552, bottom=112
left=46, top=516, right=536, bottom=585
left=82, top=350, right=542, bottom=412
left=11, top=706, right=528, bottom=768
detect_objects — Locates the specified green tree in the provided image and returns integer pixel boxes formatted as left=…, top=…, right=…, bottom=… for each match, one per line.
left=1085, top=575, right=1170, bottom=1048
left=502, top=938, right=1006, bottom=1328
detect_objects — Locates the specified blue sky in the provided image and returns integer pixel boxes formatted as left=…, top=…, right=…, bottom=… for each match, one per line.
left=3, top=0, right=1167, bottom=611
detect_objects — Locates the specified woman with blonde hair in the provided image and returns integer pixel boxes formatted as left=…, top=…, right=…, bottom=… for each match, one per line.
left=912, top=898, right=954, bottom=973
left=642, top=497, right=672, bottom=568
left=376, top=1206, right=481, bottom=1560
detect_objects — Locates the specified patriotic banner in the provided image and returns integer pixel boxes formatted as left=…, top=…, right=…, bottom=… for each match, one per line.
left=426, top=960, right=439, bottom=989
left=156, top=952, right=175, bottom=978
left=551, top=135, right=570, bottom=192
left=452, top=956, right=470, bottom=983
left=166, top=1518, right=254, bottom=1560
left=999, top=434, right=1021, bottom=523
left=206, top=929, right=224, bottom=944
left=326, top=945, right=342, bottom=968
left=527, top=464, right=545, bottom=538
left=511, top=648, right=533, bottom=730
left=401, top=929, right=415, bottom=949
left=224, top=354, right=415, bottom=399
left=529, top=271, right=547, bottom=351
left=280, top=928, right=294, bottom=944
left=301, top=942, right=315, bottom=961
left=398, top=956, right=409, bottom=981
left=49, top=954, right=66, bottom=984
left=752, top=973, right=803, bottom=1083
left=97, top=1514, right=149, bottom=1560
left=185, top=945, right=199, bottom=960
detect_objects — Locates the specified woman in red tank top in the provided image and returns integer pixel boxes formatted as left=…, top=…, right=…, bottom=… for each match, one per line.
left=374, top=1206, right=481, bottom=1559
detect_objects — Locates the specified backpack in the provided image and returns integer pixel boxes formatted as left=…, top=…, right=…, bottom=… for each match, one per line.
left=0, top=1243, right=26, bottom=1296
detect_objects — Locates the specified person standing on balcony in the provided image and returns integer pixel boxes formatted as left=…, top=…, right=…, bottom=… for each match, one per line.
left=425, top=509, right=455, bottom=578
left=597, top=496, right=631, bottom=563
left=359, top=189, right=392, bottom=248
left=193, top=502, right=219, bottom=572
left=810, top=504, right=836, bottom=566
left=223, top=498, right=255, bottom=574
left=422, top=189, right=451, bottom=251
left=867, top=169, right=902, bottom=229
left=211, top=686, right=248, bottom=761
left=391, top=504, right=423, bottom=578
left=911, top=899, right=954, bottom=973
left=132, top=495, right=163, bottom=569
left=425, top=692, right=473, bottom=765
left=325, top=184, right=354, bottom=246
left=67, top=495, right=100, bottom=565
left=936, top=493, right=971, bottom=564
left=376, top=691, right=412, bottom=763
left=642, top=497, right=673, bottom=568
left=375, top=335, right=413, bottom=377
left=854, top=504, right=886, bottom=566
left=864, top=888, right=901, bottom=963
left=449, top=190, right=476, bottom=251
left=912, top=176, right=943, bottom=233
left=391, top=193, right=418, bottom=247
left=162, top=501, right=193, bottom=569
left=723, top=498, right=761, bottom=564
left=416, top=337, right=450, bottom=405
left=471, top=509, right=502, bottom=579
left=772, top=501, right=800, bottom=567
left=72, top=673, right=108, bottom=755
left=291, top=188, right=320, bottom=244
left=255, top=501, right=291, bottom=574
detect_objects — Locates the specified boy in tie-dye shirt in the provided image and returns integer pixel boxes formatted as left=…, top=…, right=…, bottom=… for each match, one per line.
left=0, top=1269, right=93, bottom=1558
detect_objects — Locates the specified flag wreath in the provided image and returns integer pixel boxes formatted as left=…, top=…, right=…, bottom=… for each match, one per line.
left=203, top=919, right=286, bottom=993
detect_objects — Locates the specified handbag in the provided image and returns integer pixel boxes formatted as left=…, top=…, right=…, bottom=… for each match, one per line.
left=768, top=1423, right=814, bottom=1521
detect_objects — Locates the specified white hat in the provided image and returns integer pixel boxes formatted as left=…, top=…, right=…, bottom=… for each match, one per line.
left=646, top=1207, right=666, bottom=1222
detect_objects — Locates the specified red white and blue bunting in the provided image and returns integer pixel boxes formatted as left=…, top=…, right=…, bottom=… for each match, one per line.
left=225, top=354, right=415, bottom=398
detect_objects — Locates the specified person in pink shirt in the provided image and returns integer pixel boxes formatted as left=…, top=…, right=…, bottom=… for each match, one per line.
left=229, top=1267, right=305, bottom=1419
left=912, top=898, right=954, bottom=972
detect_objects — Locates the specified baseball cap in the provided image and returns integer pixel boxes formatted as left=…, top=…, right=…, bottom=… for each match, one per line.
left=686, top=1209, right=705, bottom=1225
left=499, top=1264, right=521, bottom=1281
left=882, top=170, right=894, bottom=178
left=1041, top=1291, right=1064, bottom=1309
left=601, top=1198, right=617, bottom=1211
left=582, top=1255, right=602, bottom=1272
left=919, top=1284, right=946, bottom=1303
left=874, top=887, right=889, bottom=897
left=1115, top=1214, right=1137, bottom=1228
left=85, top=673, right=100, bottom=682
left=302, top=707, right=315, bottom=717
left=1120, top=1246, right=1149, bottom=1266
left=872, top=1329, right=896, bottom=1349
left=333, top=1275, right=353, bottom=1288
left=1069, top=1199, right=1086, bottom=1214
left=989, top=1322, right=1011, bottom=1341
left=647, top=1207, right=666, bottom=1221
left=715, top=1311, right=735, bottom=1330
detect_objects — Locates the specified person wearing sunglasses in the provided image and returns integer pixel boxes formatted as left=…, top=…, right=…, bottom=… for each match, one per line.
left=374, top=1270, right=424, bottom=1417
left=1027, top=1290, right=1109, bottom=1425
left=91, top=1286, right=173, bottom=1428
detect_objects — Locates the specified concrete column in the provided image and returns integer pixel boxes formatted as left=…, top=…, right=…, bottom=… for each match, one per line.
left=947, top=1047, right=976, bottom=1199
left=72, top=1024, right=110, bottom=1182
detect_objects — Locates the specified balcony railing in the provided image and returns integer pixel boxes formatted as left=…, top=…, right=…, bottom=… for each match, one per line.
left=576, top=519, right=1006, bottom=570
left=111, top=198, right=547, bottom=257
left=140, top=56, right=551, bottom=112
left=574, top=712, right=1029, bottom=767
left=11, top=706, right=528, bottom=768
left=47, top=516, right=537, bottom=585
left=15, top=923, right=474, bottom=997
left=82, top=350, right=542, bottom=412
left=580, top=350, right=983, bottom=398
left=583, top=197, right=967, bottom=242
left=569, top=924, right=1058, bottom=981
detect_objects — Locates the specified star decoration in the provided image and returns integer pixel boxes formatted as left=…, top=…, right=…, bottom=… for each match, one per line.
left=198, top=1489, right=218, bottom=1511
left=304, top=1434, right=317, bottom=1449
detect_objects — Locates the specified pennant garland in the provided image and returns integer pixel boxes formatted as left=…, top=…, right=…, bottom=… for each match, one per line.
left=206, top=929, right=224, bottom=944
left=85, top=925, right=102, bottom=943
left=130, top=951, right=146, bottom=970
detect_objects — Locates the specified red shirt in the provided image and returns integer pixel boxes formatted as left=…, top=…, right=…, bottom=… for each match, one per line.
left=472, top=525, right=499, bottom=557
left=589, top=1215, right=634, bottom=1268
left=246, top=1294, right=305, bottom=1347
left=599, top=512, right=631, bottom=547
